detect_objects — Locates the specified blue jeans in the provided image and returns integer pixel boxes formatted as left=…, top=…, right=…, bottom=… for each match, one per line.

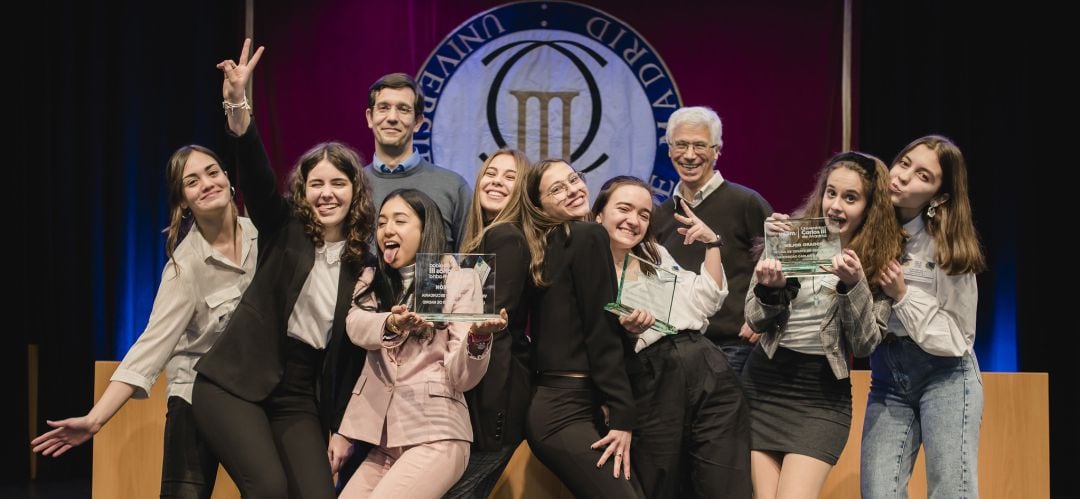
left=861, top=337, right=983, bottom=499
left=717, top=342, right=753, bottom=377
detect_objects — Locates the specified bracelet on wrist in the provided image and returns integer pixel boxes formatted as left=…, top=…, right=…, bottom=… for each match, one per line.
left=222, top=96, right=252, bottom=116
left=385, top=315, right=401, bottom=334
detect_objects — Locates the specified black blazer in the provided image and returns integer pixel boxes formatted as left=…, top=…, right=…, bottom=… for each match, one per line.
left=529, top=221, right=637, bottom=430
left=195, top=124, right=366, bottom=432
left=464, top=222, right=532, bottom=451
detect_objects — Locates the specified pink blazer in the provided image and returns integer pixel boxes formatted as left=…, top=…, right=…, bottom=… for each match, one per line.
left=337, top=267, right=491, bottom=448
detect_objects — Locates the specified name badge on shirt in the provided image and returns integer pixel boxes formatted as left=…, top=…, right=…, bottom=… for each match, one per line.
left=900, top=254, right=936, bottom=283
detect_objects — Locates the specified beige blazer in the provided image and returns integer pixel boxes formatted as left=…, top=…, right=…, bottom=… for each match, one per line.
left=337, top=267, right=491, bottom=447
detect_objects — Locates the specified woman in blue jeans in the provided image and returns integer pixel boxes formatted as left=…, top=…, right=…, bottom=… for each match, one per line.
left=861, top=135, right=987, bottom=498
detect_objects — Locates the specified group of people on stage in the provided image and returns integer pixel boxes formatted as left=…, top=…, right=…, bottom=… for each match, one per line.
left=32, top=38, right=986, bottom=499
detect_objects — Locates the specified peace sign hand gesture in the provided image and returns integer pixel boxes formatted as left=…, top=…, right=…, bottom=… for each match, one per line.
left=674, top=199, right=720, bottom=246
left=216, top=38, right=264, bottom=104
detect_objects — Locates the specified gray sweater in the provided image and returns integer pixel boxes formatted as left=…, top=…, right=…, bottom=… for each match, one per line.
left=364, top=158, right=472, bottom=250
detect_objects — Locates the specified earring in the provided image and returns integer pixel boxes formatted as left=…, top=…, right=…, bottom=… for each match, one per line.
left=927, top=203, right=937, bottom=218
left=182, top=208, right=192, bottom=220
left=230, top=186, right=236, bottom=198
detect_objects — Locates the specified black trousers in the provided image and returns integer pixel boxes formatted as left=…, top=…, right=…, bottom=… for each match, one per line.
left=631, top=332, right=752, bottom=499
left=526, top=377, right=644, bottom=498
left=442, top=443, right=518, bottom=499
left=160, top=396, right=218, bottom=499
left=192, top=338, right=334, bottom=499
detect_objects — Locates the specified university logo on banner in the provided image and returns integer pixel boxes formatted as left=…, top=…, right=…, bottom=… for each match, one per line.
left=415, top=1, right=683, bottom=199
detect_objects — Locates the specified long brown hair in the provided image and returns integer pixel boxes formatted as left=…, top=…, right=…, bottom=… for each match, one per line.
left=164, top=145, right=238, bottom=268
left=288, top=142, right=376, bottom=264
left=892, top=135, right=986, bottom=274
left=520, top=158, right=582, bottom=287
left=590, top=176, right=662, bottom=270
left=460, top=149, right=532, bottom=253
left=796, top=152, right=905, bottom=288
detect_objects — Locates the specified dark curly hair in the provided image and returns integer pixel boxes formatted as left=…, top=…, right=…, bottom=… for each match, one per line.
left=288, top=141, right=376, bottom=264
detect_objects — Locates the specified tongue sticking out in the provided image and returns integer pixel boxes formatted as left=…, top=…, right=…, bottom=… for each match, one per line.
left=383, top=247, right=399, bottom=265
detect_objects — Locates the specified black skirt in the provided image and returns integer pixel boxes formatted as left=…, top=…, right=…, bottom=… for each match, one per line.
left=740, top=345, right=852, bottom=465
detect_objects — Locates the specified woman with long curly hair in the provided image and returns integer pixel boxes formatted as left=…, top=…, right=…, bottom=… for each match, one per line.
left=742, top=151, right=904, bottom=499
left=190, top=39, right=377, bottom=498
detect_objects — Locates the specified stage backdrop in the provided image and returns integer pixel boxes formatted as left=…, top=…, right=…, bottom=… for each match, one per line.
left=251, top=0, right=848, bottom=208
left=103, top=1, right=1015, bottom=375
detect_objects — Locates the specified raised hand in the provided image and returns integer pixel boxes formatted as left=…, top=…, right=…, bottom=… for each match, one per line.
left=216, top=38, right=265, bottom=104
left=674, top=199, right=720, bottom=245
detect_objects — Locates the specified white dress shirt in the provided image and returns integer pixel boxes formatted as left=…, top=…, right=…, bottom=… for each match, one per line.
left=633, top=245, right=728, bottom=352
left=778, top=274, right=839, bottom=355
left=672, top=172, right=725, bottom=208
left=287, top=239, right=346, bottom=349
left=111, top=217, right=258, bottom=403
left=888, top=216, right=978, bottom=356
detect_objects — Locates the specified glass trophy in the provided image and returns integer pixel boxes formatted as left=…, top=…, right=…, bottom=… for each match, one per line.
left=604, top=253, right=678, bottom=335
left=763, top=217, right=842, bottom=277
left=414, top=253, right=497, bottom=322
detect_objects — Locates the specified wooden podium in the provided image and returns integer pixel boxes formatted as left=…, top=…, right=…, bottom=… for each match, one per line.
left=91, top=362, right=240, bottom=499
left=92, top=363, right=1048, bottom=498
left=821, top=371, right=1050, bottom=498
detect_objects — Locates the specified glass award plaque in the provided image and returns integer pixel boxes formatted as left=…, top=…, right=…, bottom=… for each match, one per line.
left=604, top=253, right=678, bottom=335
left=763, top=217, right=842, bottom=277
left=414, top=253, right=497, bottom=322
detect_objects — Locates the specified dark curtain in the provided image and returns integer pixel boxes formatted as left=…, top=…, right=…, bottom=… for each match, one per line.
left=13, top=0, right=1058, bottom=494
left=14, top=0, right=243, bottom=482
left=857, top=1, right=1066, bottom=496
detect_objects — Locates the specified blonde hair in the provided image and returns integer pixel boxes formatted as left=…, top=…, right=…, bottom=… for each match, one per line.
left=460, top=149, right=532, bottom=253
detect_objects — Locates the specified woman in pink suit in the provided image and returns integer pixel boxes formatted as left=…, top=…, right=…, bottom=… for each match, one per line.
left=336, top=189, right=507, bottom=499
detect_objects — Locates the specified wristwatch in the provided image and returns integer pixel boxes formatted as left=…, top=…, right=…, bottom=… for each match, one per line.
left=704, top=233, right=724, bottom=248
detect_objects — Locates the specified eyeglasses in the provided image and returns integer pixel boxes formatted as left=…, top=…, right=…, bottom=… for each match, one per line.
left=543, top=171, right=586, bottom=200
left=670, top=141, right=716, bottom=155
